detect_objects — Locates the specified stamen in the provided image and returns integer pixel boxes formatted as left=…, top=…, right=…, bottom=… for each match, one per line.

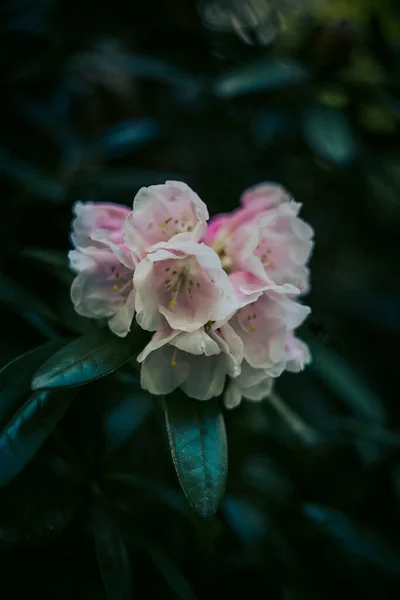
left=171, top=348, right=178, bottom=367
left=170, top=300, right=177, bottom=307
left=250, top=325, right=256, bottom=331
left=112, top=285, right=119, bottom=291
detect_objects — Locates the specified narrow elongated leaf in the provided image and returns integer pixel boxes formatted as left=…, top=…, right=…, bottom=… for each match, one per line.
left=0, top=339, right=66, bottom=426
left=303, top=107, right=357, bottom=166
left=92, top=501, right=131, bottom=600
left=0, top=387, right=78, bottom=488
left=309, top=341, right=385, bottom=424
left=303, top=504, right=400, bottom=575
left=0, top=272, right=56, bottom=321
left=214, top=59, right=308, bottom=98
left=162, top=393, right=228, bottom=518
left=21, top=248, right=73, bottom=285
left=139, top=537, right=195, bottom=600
left=101, top=119, right=160, bottom=157
left=32, top=330, right=138, bottom=390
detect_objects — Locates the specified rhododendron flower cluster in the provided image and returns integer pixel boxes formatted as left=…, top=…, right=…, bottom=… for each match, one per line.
left=69, top=181, right=313, bottom=407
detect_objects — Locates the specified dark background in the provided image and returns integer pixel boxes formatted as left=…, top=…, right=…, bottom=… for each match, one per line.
left=1, top=0, right=400, bottom=598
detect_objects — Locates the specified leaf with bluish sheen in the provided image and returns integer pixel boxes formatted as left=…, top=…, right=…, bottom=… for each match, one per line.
left=303, top=107, right=357, bottom=166
left=0, top=272, right=57, bottom=321
left=309, top=341, right=385, bottom=424
left=162, top=393, right=228, bottom=518
left=92, top=501, right=131, bottom=600
left=101, top=386, right=152, bottom=459
left=0, top=387, right=79, bottom=488
left=0, top=339, right=66, bottom=427
left=214, top=59, right=309, bottom=98
left=101, top=119, right=161, bottom=158
left=32, top=330, right=139, bottom=390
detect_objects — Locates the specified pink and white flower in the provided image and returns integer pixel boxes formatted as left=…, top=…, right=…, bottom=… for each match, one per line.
left=224, top=333, right=311, bottom=409
left=123, top=181, right=209, bottom=258
left=138, top=323, right=243, bottom=400
left=69, top=201, right=136, bottom=337
left=230, top=292, right=310, bottom=370
left=205, top=182, right=314, bottom=295
left=133, top=239, right=237, bottom=332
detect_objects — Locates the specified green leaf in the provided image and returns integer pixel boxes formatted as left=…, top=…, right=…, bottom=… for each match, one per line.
left=162, top=393, right=228, bottom=518
left=267, top=392, right=321, bottom=446
left=0, top=339, right=66, bottom=427
left=0, top=272, right=57, bottom=321
left=32, top=329, right=139, bottom=390
left=140, top=537, right=196, bottom=600
left=303, top=504, right=400, bottom=575
left=21, top=248, right=73, bottom=285
left=92, top=500, right=131, bottom=600
left=303, top=107, right=357, bottom=166
left=0, top=387, right=78, bottom=488
left=308, top=341, right=385, bottom=424
left=214, top=59, right=308, bottom=98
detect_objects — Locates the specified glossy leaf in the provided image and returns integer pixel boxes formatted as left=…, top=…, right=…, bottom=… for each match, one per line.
left=32, top=330, right=138, bottom=390
left=214, top=59, right=308, bottom=98
left=0, top=387, right=79, bottom=488
left=92, top=501, right=131, bottom=600
left=0, top=339, right=66, bottom=426
left=303, top=107, right=357, bottom=166
left=309, top=341, right=385, bottom=424
left=162, top=393, right=228, bottom=518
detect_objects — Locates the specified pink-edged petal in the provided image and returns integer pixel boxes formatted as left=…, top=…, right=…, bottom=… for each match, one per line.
left=123, top=181, right=209, bottom=255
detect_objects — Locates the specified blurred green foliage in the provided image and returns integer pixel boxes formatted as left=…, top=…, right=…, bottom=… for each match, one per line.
left=0, top=0, right=400, bottom=598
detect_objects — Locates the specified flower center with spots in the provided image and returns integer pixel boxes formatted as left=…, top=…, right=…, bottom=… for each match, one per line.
left=109, top=265, right=132, bottom=295
left=159, top=212, right=195, bottom=237
left=161, top=260, right=201, bottom=308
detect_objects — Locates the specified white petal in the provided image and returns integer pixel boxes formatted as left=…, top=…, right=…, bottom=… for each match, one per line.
left=108, top=289, right=136, bottom=337
left=137, top=327, right=179, bottom=362
left=224, top=381, right=243, bottom=409
left=140, top=346, right=189, bottom=395
left=181, top=354, right=226, bottom=400
left=171, top=330, right=220, bottom=356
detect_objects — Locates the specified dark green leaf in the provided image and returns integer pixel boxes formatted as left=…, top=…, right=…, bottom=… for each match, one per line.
left=140, top=537, right=196, bottom=600
left=0, top=339, right=66, bottom=427
left=303, top=107, right=357, bottom=166
left=214, top=59, right=308, bottom=98
left=32, top=329, right=138, bottom=390
left=267, top=392, right=321, bottom=445
left=303, top=504, right=400, bottom=575
left=162, top=393, right=228, bottom=518
left=101, top=119, right=161, bottom=157
left=101, top=383, right=152, bottom=459
left=309, top=341, right=385, bottom=424
left=0, top=470, right=78, bottom=548
left=92, top=501, right=131, bottom=600
left=0, top=272, right=57, bottom=321
left=21, top=247, right=73, bottom=285
left=0, top=147, right=65, bottom=202
left=0, top=387, right=78, bottom=488
left=104, top=473, right=187, bottom=515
